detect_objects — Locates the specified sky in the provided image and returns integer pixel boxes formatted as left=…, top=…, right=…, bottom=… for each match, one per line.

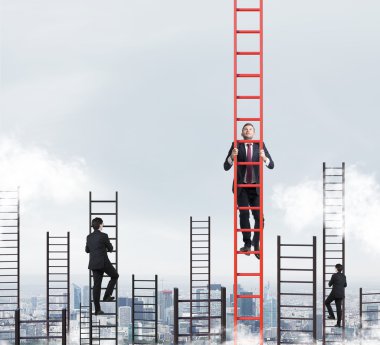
left=1, top=0, right=380, bottom=300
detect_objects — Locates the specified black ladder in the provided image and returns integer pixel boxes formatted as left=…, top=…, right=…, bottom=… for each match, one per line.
left=323, top=162, right=345, bottom=344
left=0, top=188, right=20, bottom=341
left=190, top=217, right=211, bottom=341
left=89, top=191, right=118, bottom=344
left=47, top=231, right=70, bottom=336
left=80, top=303, right=91, bottom=344
left=277, top=236, right=317, bottom=344
left=359, top=288, right=380, bottom=342
left=132, top=274, right=158, bottom=344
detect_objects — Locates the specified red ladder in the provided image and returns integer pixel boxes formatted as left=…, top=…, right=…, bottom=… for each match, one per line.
left=233, top=0, right=264, bottom=344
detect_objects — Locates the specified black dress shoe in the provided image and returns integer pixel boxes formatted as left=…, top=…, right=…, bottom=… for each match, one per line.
left=103, top=296, right=115, bottom=302
left=327, top=316, right=336, bottom=320
left=253, top=243, right=260, bottom=260
left=334, top=324, right=341, bottom=328
left=240, top=245, right=251, bottom=256
left=95, top=310, right=105, bottom=315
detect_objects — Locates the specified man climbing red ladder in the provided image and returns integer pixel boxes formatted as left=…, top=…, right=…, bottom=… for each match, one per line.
left=225, top=1, right=273, bottom=343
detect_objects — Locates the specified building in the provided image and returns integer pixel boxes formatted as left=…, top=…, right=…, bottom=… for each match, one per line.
left=158, top=290, right=173, bottom=324
left=71, top=283, right=81, bottom=310
left=119, top=306, right=132, bottom=327
left=264, top=297, right=277, bottom=329
left=31, top=296, right=38, bottom=310
left=82, top=285, right=89, bottom=306
left=119, top=296, right=128, bottom=307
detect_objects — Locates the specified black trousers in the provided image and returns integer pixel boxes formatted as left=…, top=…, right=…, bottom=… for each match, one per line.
left=325, top=294, right=343, bottom=325
left=92, top=260, right=119, bottom=312
left=237, top=187, right=263, bottom=247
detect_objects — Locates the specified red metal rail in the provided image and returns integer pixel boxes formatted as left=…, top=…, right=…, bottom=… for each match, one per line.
left=233, top=0, right=264, bottom=344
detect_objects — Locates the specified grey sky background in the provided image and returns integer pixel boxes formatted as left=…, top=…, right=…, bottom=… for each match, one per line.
left=1, top=0, right=380, bottom=296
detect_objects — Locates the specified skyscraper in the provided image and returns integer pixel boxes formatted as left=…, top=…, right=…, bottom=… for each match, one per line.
left=264, top=297, right=277, bottom=329
left=119, top=306, right=132, bottom=327
left=158, top=290, right=173, bottom=324
left=82, top=285, right=89, bottom=306
left=71, top=284, right=81, bottom=310
left=31, top=296, right=38, bottom=310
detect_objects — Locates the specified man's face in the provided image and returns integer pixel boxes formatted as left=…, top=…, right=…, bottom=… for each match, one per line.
left=99, top=223, right=104, bottom=231
left=241, top=125, right=255, bottom=139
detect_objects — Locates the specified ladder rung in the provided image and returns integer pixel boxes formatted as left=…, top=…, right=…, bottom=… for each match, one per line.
left=237, top=228, right=261, bottom=232
left=237, top=294, right=260, bottom=299
left=236, top=117, right=261, bottom=122
left=237, top=96, right=260, bottom=99
left=236, top=8, right=260, bottom=12
left=280, top=293, right=313, bottom=296
left=237, top=30, right=261, bottom=34
left=236, top=250, right=260, bottom=255
left=237, top=316, right=260, bottom=321
left=237, top=51, right=260, bottom=55
left=280, top=268, right=313, bottom=272
left=237, top=273, right=260, bottom=277
left=280, top=281, right=313, bottom=284
left=237, top=206, right=260, bottom=210
left=280, top=305, right=313, bottom=308
left=237, top=74, right=260, bottom=78
left=236, top=184, right=260, bottom=189
left=90, top=213, right=117, bottom=215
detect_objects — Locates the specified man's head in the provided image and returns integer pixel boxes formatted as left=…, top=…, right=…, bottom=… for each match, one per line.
left=92, top=217, right=104, bottom=231
left=241, top=123, right=255, bottom=140
left=335, top=263, right=343, bottom=273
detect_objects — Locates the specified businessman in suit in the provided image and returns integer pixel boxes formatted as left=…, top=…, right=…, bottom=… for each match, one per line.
left=224, top=123, right=274, bottom=259
left=85, top=217, right=119, bottom=315
left=325, top=263, right=347, bottom=327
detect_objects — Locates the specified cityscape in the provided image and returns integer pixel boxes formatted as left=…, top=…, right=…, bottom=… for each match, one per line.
left=1, top=282, right=379, bottom=344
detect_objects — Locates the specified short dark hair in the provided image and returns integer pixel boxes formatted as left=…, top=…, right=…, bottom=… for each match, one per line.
left=242, top=123, right=255, bottom=131
left=335, top=263, right=343, bottom=272
left=92, top=217, right=103, bottom=230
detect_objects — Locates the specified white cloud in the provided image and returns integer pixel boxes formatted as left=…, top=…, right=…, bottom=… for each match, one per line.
left=0, top=136, right=88, bottom=203
left=272, top=179, right=322, bottom=232
left=272, top=165, right=380, bottom=254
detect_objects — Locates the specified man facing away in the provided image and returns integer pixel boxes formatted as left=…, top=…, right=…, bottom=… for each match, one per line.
left=325, top=263, right=347, bottom=327
left=223, top=123, right=274, bottom=259
left=86, top=217, right=119, bottom=315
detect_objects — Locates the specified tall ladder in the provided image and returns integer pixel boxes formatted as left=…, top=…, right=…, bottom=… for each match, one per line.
left=323, top=162, right=345, bottom=344
left=190, top=217, right=211, bottom=341
left=89, top=191, right=118, bottom=344
left=132, top=274, right=158, bottom=344
left=277, top=236, right=317, bottom=344
left=233, top=1, right=264, bottom=343
left=0, top=188, right=20, bottom=341
left=47, top=231, right=70, bottom=336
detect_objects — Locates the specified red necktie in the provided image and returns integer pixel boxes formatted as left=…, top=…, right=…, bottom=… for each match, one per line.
left=246, top=144, right=253, bottom=183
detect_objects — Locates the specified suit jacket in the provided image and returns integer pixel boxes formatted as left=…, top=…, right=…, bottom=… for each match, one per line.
left=85, top=230, right=113, bottom=270
left=328, top=272, right=347, bottom=299
left=223, top=142, right=274, bottom=193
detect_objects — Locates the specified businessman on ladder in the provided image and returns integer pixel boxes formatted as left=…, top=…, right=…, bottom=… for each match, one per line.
left=86, top=217, right=119, bottom=315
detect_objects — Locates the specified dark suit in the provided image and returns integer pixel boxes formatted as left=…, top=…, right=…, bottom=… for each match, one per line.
left=325, top=272, right=347, bottom=325
left=85, top=230, right=119, bottom=312
left=224, top=142, right=274, bottom=247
